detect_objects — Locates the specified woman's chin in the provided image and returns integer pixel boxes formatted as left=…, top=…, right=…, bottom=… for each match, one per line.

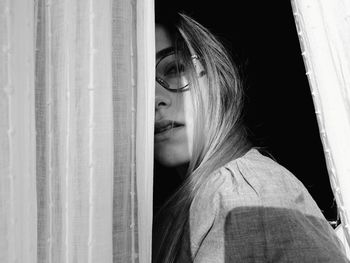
left=154, top=138, right=191, bottom=167
left=154, top=149, right=191, bottom=168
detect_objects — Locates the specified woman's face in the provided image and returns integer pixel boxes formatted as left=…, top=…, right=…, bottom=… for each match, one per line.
left=154, top=25, right=194, bottom=167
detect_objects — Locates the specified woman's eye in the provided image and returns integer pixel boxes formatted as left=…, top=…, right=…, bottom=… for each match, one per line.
left=164, top=63, right=185, bottom=76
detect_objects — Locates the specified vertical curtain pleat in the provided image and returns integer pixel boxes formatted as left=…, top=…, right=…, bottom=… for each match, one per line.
left=291, top=0, right=350, bottom=253
left=35, top=0, right=113, bottom=262
left=112, top=0, right=155, bottom=261
left=112, top=0, right=139, bottom=261
left=135, top=0, right=155, bottom=261
left=0, top=0, right=37, bottom=262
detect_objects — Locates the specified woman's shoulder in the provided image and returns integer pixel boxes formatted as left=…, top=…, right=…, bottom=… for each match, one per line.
left=189, top=147, right=327, bottom=248
left=189, top=149, right=348, bottom=262
left=188, top=148, right=311, bottom=245
left=210, top=148, right=323, bottom=215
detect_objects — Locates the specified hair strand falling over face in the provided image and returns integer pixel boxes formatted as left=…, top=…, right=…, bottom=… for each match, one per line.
left=153, top=13, right=252, bottom=263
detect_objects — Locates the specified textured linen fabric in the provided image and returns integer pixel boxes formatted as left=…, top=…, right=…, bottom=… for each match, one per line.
left=178, top=149, right=349, bottom=262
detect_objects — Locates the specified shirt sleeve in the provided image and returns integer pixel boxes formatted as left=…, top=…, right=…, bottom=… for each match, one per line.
left=188, top=149, right=349, bottom=263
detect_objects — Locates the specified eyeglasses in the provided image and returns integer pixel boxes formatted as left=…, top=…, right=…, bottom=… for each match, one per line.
left=156, top=52, right=194, bottom=92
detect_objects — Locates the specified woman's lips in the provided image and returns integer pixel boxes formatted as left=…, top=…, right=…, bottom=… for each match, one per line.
left=154, top=120, right=184, bottom=141
left=154, top=120, right=184, bottom=134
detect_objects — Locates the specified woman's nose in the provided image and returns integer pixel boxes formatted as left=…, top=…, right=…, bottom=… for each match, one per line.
left=155, top=85, right=171, bottom=110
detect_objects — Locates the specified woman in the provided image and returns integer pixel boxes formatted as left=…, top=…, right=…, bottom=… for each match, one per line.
left=153, top=12, right=348, bottom=263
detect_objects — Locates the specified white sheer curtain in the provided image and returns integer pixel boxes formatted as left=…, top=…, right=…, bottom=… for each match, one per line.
left=291, top=0, right=350, bottom=257
left=0, top=0, right=154, bottom=262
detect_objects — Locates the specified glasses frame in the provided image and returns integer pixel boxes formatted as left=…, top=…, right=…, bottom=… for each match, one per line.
left=156, top=51, right=200, bottom=93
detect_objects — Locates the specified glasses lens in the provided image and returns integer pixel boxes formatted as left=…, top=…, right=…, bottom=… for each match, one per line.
left=156, top=54, right=189, bottom=90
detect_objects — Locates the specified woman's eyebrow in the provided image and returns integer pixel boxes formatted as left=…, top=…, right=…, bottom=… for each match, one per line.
left=156, top=47, right=175, bottom=60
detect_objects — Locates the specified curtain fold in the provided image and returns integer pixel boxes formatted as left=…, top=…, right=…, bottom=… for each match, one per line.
left=112, top=0, right=139, bottom=261
left=35, top=0, right=114, bottom=262
left=135, top=0, right=155, bottom=262
left=291, top=0, right=350, bottom=255
left=0, top=0, right=37, bottom=262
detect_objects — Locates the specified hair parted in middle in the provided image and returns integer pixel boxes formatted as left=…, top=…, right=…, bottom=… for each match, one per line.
left=154, top=13, right=252, bottom=263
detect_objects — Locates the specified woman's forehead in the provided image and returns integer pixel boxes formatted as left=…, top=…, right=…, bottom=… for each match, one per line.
left=155, top=25, right=173, bottom=53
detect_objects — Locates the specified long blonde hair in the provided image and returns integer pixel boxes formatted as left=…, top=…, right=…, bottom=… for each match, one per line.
left=153, top=13, right=252, bottom=262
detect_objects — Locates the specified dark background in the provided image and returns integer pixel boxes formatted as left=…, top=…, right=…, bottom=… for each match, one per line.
left=154, top=1, right=337, bottom=221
